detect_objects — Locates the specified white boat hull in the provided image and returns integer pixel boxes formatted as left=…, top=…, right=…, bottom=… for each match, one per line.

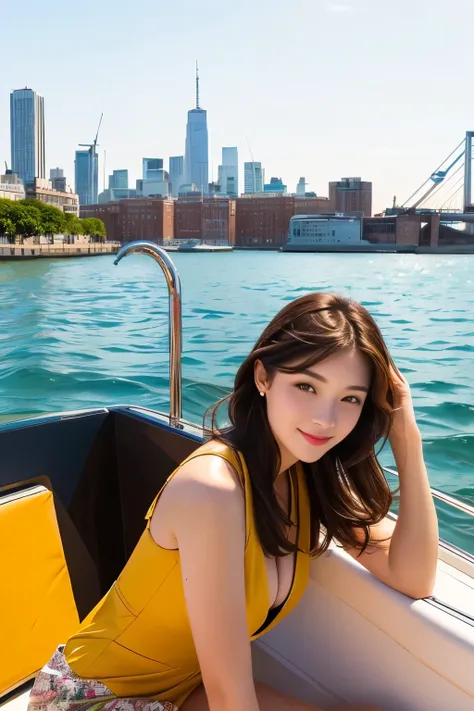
left=253, top=544, right=474, bottom=710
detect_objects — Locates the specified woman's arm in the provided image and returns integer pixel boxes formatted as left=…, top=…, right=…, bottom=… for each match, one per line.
left=345, top=367, right=439, bottom=599
left=384, top=424, right=438, bottom=598
left=164, top=456, right=260, bottom=711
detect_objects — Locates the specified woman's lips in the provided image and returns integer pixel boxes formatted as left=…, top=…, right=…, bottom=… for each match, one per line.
left=298, top=429, right=333, bottom=446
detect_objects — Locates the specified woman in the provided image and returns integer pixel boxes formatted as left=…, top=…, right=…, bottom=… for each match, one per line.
left=29, top=293, right=439, bottom=711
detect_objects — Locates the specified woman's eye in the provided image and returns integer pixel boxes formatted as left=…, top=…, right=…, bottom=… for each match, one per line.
left=344, top=396, right=362, bottom=405
left=296, top=383, right=316, bottom=394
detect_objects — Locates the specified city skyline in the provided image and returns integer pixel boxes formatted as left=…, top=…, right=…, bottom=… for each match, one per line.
left=1, top=1, right=473, bottom=212
left=3, top=75, right=370, bottom=206
left=4, top=76, right=364, bottom=204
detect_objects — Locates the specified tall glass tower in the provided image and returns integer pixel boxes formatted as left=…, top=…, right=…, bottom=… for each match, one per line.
left=75, top=149, right=98, bottom=206
left=10, top=88, right=45, bottom=185
left=184, top=63, right=209, bottom=193
left=169, top=156, right=184, bottom=197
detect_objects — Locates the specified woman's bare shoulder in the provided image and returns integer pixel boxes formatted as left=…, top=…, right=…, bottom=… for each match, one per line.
left=150, top=440, right=244, bottom=544
left=171, top=440, right=243, bottom=497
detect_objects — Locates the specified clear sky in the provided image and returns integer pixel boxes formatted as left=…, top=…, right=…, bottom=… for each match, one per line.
left=1, top=0, right=473, bottom=213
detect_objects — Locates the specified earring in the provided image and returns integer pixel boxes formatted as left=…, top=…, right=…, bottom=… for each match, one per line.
left=259, top=391, right=265, bottom=397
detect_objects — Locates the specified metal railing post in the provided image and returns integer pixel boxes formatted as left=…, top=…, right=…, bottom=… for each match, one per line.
left=114, top=241, right=183, bottom=426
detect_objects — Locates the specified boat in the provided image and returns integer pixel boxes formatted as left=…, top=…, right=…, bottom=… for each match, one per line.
left=163, top=239, right=233, bottom=252
left=1, top=241, right=473, bottom=711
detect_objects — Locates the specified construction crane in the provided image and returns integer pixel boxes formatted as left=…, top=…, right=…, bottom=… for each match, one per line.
left=78, top=114, right=103, bottom=204
left=79, top=113, right=103, bottom=154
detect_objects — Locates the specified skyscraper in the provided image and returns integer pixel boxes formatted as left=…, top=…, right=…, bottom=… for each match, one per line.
left=244, top=162, right=264, bottom=194
left=169, top=156, right=184, bottom=197
left=50, top=167, right=66, bottom=192
left=218, top=147, right=238, bottom=196
left=10, top=87, right=45, bottom=185
left=264, top=177, right=287, bottom=194
left=50, top=168, right=64, bottom=180
left=143, top=158, right=164, bottom=180
left=137, top=160, right=169, bottom=198
left=109, top=169, right=129, bottom=190
left=183, top=63, right=209, bottom=192
left=296, top=177, right=307, bottom=196
left=75, top=149, right=98, bottom=206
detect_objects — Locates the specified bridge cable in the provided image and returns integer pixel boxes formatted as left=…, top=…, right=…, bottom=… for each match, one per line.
left=417, top=163, right=464, bottom=208
left=402, top=138, right=465, bottom=207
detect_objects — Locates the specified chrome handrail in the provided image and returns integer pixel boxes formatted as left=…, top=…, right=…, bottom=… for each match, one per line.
left=383, top=465, right=474, bottom=518
left=114, top=241, right=182, bottom=426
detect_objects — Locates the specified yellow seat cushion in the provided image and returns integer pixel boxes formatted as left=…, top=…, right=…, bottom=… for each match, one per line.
left=0, top=485, right=79, bottom=697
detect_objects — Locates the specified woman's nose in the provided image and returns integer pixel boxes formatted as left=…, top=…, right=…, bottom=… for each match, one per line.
left=310, top=402, right=336, bottom=430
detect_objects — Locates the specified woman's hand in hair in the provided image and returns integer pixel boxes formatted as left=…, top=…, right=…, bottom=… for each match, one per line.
left=388, top=364, right=421, bottom=447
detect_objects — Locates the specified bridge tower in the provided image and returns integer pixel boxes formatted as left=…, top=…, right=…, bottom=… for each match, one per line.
left=463, top=131, right=474, bottom=212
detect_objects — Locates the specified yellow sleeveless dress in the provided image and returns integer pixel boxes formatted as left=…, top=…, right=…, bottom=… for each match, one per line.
left=63, top=441, right=311, bottom=708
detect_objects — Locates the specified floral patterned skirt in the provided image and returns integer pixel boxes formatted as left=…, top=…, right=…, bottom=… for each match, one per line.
left=27, top=647, right=178, bottom=711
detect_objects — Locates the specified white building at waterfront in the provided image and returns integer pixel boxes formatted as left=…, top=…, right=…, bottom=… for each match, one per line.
left=284, top=214, right=368, bottom=250
left=10, top=87, right=45, bottom=186
left=244, top=161, right=264, bottom=194
left=217, top=147, right=238, bottom=196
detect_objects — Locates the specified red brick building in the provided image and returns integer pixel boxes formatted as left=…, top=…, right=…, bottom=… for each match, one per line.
left=294, top=197, right=333, bottom=216
left=80, top=202, right=121, bottom=240
left=174, top=197, right=236, bottom=244
left=235, top=196, right=333, bottom=247
left=120, top=199, right=174, bottom=243
left=235, top=196, right=294, bottom=247
left=81, top=199, right=174, bottom=243
left=329, top=177, right=372, bottom=217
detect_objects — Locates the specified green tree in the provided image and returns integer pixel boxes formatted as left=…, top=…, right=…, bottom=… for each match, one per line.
left=64, top=212, right=84, bottom=236
left=20, top=199, right=66, bottom=236
left=12, top=203, right=42, bottom=238
left=89, top=218, right=106, bottom=240
left=81, top=217, right=106, bottom=241
left=0, top=199, right=17, bottom=242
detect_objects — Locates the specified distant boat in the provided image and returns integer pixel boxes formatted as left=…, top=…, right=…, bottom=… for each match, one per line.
left=164, top=239, right=233, bottom=253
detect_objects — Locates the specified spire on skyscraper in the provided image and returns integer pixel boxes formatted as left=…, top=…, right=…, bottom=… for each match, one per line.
left=195, top=60, right=200, bottom=109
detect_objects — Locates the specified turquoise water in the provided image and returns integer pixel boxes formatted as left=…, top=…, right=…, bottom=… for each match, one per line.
left=1, top=251, right=473, bottom=551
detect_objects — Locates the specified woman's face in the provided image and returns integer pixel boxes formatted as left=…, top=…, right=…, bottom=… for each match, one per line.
left=255, top=348, right=371, bottom=471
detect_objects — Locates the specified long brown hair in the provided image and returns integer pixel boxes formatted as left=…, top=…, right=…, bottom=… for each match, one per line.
left=206, top=293, right=398, bottom=559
